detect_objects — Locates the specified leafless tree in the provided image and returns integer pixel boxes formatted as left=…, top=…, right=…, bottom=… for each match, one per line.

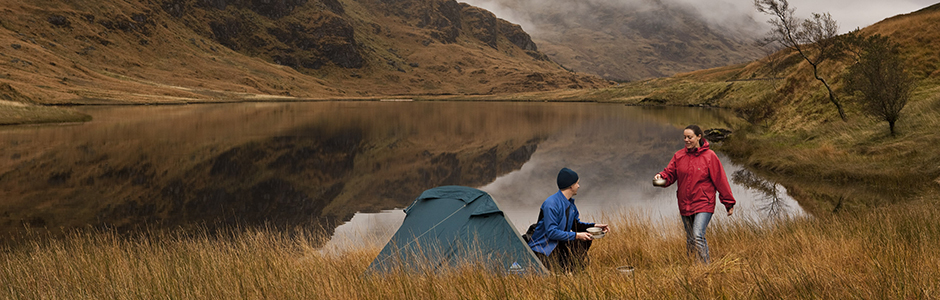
left=843, top=34, right=914, bottom=135
left=755, top=0, right=847, bottom=121
left=755, top=41, right=785, bottom=89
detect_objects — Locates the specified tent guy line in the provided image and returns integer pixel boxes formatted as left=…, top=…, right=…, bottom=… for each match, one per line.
left=374, top=202, right=470, bottom=266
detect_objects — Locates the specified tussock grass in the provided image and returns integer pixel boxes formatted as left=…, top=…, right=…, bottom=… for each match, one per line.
left=3, top=204, right=938, bottom=299
left=0, top=102, right=91, bottom=125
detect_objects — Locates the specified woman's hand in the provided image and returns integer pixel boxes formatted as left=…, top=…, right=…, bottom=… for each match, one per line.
left=727, top=207, right=734, bottom=217
left=654, top=174, right=662, bottom=181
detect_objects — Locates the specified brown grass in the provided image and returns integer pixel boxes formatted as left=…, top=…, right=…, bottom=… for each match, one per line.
left=0, top=101, right=90, bottom=125
left=3, top=201, right=938, bottom=299
left=536, top=7, right=940, bottom=213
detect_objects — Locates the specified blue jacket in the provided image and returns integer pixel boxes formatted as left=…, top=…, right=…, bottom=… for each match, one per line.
left=527, top=191, right=594, bottom=255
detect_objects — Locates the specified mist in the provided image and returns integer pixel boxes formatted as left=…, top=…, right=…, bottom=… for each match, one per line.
left=462, top=0, right=937, bottom=38
left=460, top=0, right=767, bottom=38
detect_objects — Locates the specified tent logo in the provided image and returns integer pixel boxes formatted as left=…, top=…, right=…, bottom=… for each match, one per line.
left=509, top=262, right=524, bottom=274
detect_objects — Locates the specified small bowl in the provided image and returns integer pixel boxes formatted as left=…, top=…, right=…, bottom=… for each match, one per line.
left=587, top=227, right=602, bottom=235
left=616, top=266, right=635, bottom=275
left=652, top=178, right=667, bottom=186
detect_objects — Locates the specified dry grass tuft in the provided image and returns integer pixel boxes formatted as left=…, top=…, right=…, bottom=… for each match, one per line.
left=2, top=204, right=938, bottom=299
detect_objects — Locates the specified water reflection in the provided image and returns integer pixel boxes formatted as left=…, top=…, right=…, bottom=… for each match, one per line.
left=0, top=102, right=806, bottom=249
left=731, top=169, right=795, bottom=219
left=321, top=105, right=808, bottom=253
left=1, top=102, right=568, bottom=242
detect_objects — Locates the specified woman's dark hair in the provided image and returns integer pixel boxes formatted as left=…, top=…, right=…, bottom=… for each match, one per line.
left=685, top=124, right=705, bottom=146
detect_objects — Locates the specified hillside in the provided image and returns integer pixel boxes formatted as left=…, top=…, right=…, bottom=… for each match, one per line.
left=0, top=0, right=608, bottom=110
left=461, top=0, right=767, bottom=81
left=545, top=3, right=940, bottom=214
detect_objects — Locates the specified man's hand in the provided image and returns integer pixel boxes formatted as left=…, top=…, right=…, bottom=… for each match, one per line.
left=576, top=232, right=593, bottom=241
left=595, top=223, right=610, bottom=233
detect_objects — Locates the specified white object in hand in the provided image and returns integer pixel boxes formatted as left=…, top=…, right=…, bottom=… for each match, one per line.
left=653, top=178, right=667, bottom=186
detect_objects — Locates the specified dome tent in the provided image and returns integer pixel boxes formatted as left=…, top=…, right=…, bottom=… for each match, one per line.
left=367, top=186, right=548, bottom=275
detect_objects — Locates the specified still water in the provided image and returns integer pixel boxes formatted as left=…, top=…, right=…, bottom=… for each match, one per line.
left=0, top=101, right=804, bottom=247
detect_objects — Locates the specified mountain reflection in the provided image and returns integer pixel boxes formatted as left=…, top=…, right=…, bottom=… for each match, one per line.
left=0, top=102, right=615, bottom=242
left=0, top=102, right=798, bottom=246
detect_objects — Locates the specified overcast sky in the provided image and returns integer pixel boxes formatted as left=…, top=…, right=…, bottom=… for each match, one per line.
left=463, top=0, right=939, bottom=34
left=786, top=0, right=938, bottom=32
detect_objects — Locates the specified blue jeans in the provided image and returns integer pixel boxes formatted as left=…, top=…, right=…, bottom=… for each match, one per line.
left=681, top=212, right=713, bottom=263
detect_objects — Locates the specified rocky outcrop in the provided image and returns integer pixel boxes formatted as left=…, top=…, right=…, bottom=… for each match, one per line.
left=376, top=0, right=462, bottom=43
left=0, top=0, right=604, bottom=105
left=162, top=0, right=363, bottom=70
left=266, top=15, right=363, bottom=68
left=461, top=5, right=498, bottom=49
left=500, top=20, right=537, bottom=51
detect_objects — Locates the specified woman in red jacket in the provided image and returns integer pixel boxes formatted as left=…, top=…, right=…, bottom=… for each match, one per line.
left=654, top=125, right=735, bottom=263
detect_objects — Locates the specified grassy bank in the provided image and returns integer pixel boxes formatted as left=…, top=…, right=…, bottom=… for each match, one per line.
left=547, top=41, right=940, bottom=214
left=3, top=200, right=937, bottom=299
left=0, top=101, right=91, bottom=125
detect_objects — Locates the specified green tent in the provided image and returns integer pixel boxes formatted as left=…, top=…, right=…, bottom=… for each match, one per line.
left=367, top=186, right=548, bottom=275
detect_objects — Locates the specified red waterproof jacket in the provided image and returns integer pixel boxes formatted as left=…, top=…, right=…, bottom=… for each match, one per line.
left=658, top=140, right=735, bottom=216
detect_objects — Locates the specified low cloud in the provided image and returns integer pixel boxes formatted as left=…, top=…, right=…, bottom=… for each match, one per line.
left=460, top=0, right=767, bottom=37
left=461, top=0, right=936, bottom=37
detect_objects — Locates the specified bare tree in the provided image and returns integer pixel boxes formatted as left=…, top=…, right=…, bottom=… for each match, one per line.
left=752, top=35, right=786, bottom=89
left=843, top=34, right=914, bottom=135
left=755, top=0, right=847, bottom=121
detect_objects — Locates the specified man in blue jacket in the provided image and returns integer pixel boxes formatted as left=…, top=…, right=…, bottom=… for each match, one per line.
left=527, top=167, right=609, bottom=272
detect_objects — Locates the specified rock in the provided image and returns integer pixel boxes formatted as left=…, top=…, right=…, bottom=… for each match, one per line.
left=47, top=14, right=70, bottom=27
left=321, top=0, right=345, bottom=14
left=460, top=4, right=498, bottom=49
left=246, top=0, right=308, bottom=19
left=704, top=128, right=732, bottom=142
left=499, top=20, right=537, bottom=51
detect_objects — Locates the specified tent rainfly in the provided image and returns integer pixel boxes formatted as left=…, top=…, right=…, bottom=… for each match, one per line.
left=367, top=186, right=548, bottom=275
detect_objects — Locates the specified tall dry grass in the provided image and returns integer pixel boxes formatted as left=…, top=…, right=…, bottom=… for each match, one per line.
left=2, top=202, right=938, bottom=299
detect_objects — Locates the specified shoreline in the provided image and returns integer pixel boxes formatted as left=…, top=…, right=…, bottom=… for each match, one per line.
left=4, top=95, right=936, bottom=214
left=0, top=89, right=733, bottom=126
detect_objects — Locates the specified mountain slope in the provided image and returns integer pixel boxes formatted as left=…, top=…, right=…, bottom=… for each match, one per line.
left=0, top=0, right=609, bottom=106
left=560, top=3, right=940, bottom=214
left=461, top=0, right=767, bottom=81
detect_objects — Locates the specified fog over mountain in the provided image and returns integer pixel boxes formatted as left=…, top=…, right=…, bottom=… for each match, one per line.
left=467, top=0, right=764, bottom=36
left=460, top=0, right=768, bottom=81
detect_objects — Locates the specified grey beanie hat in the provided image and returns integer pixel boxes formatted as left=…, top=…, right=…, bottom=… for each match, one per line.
left=557, top=167, right=579, bottom=189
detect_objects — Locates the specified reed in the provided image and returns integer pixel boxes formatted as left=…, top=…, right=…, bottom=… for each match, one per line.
left=2, top=202, right=937, bottom=299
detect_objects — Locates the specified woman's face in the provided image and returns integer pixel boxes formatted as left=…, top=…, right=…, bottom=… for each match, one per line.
left=683, top=129, right=701, bottom=149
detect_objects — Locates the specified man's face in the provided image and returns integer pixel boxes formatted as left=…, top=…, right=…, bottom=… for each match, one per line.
left=570, top=180, right=580, bottom=195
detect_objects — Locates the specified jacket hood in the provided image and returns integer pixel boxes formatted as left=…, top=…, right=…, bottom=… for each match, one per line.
left=686, top=139, right=710, bottom=155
